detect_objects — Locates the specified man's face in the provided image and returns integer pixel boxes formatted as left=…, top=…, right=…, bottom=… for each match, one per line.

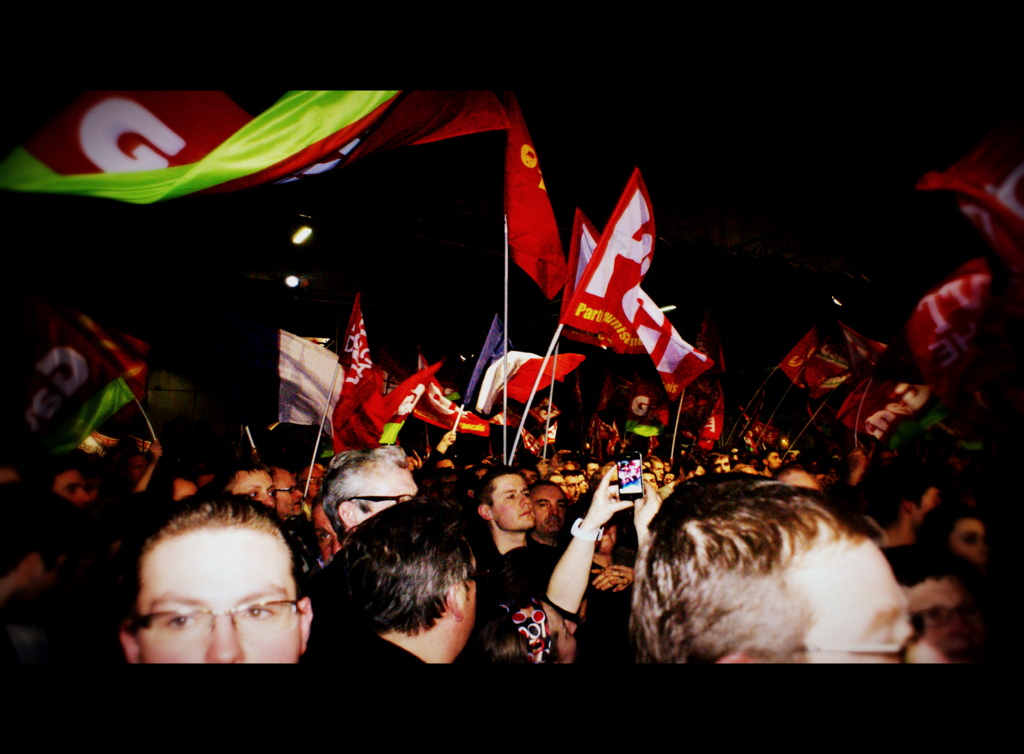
left=297, top=464, right=326, bottom=502
left=649, top=458, right=665, bottom=483
left=520, top=468, right=539, bottom=486
left=562, top=473, right=585, bottom=503
left=270, top=468, right=303, bottom=520
left=529, top=484, right=567, bottom=539
left=340, top=466, right=418, bottom=530
left=764, top=452, right=783, bottom=472
left=793, top=539, right=913, bottom=663
left=905, top=575, right=984, bottom=663
left=225, top=470, right=275, bottom=508
left=120, top=528, right=313, bottom=664
left=712, top=457, right=731, bottom=474
left=312, top=504, right=341, bottom=565
left=52, top=469, right=91, bottom=509
left=480, top=474, right=534, bottom=532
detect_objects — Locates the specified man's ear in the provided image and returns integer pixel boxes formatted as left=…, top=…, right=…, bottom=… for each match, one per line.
left=119, top=623, right=141, bottom=664
left=444, top=582, right=470, bottom=622
left=297, top=596, right=314, bottom=654
left=339, top=501, right=362, bottom=531
left=477, top=503, right=493, bottom=522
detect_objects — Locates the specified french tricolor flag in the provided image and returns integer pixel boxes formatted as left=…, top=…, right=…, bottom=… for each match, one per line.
left=213, top=311, right=342, bottom=434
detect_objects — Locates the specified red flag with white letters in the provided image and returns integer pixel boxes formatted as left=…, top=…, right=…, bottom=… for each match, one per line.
left=560, top=169, right=712, bottom=399
left=917, top=115, right=1024, bottom=303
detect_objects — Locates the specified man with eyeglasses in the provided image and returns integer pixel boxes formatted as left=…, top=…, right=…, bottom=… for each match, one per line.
left=119, top=497, right=313, bottom=663
left=300, top=445, right=418, bottom=664
left=886, top=547, right=985, bottom=663
left=632, top=477, right=913, bottom=663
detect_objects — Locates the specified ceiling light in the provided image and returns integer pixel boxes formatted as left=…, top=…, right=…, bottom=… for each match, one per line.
left=284, top=275, right=300, bottom=288
left=292, top=226, right=312, bottom=245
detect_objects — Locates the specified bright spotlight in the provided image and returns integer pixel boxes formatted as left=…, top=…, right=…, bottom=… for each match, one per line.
left=831, top=296, right=843, bottom=306
left=292, top=226, right=313, bottom=245
left=284, top=275, right=300, bottom=288
left=658, top=304, right=677, bottom=312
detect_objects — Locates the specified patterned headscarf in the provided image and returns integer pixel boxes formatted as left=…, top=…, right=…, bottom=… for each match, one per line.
left=501, top=597, right=551, bottom=664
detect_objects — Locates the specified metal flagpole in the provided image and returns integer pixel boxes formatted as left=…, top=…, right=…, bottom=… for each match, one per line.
left=541, top=342, right=559, bottom=460
left=724, top=365, right=779, bottom=447
left=302, top=361, right=342, bottom=505
left=852, top=377, right=873, bottom=449
left=503, top=214, right=510, bottom=464
left=509, top=324, right=564, bottom=464
left=244, top=425, right=261, bottom=463
left=784, top=393, right=833, bottom=460
left=754, top=377, right=795, bottom=449
left=132, top=397, right=157, bottom=443
left=669, top=388, right=686, bottom=465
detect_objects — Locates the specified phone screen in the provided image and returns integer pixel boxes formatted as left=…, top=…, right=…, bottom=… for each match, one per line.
left=616, top=453, right=644, bottom=499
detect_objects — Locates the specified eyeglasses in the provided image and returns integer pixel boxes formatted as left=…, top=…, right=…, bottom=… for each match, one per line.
left=348, top=494, right=415, bottom=505
left=271, top=486, right=299, bottom=497
left=912, top=603, right=982, bottom=628
left=133, top=600, right=300, bottom=644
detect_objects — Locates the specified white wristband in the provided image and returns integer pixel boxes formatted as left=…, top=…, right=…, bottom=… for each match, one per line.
left=570, top=518, right=603, bottom=541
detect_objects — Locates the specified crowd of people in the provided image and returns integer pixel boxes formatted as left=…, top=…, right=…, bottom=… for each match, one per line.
left=0, top=417, right=996, bottom=664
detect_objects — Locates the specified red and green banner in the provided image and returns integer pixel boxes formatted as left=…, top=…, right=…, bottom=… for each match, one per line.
left=23, top=295, right=149, bottom=454
left=1, top=90, right=509, bottom=204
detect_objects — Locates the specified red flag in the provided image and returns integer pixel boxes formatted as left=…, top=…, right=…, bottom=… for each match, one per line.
left=22, top=295, right=149, bottom=454
left=560, top=168, right=712, bottom=398
left=331, top=366, right=389, bottom=451
left=332, top=294, right=383, bottom=452
left=779, top=326, right=852, bottom=399
left=561, top=209, right=604, bottom=347
left=917, top=115, right=1024, bottom=308
left=697, top=388, right=725, bottom=450
left=412, top=371, right=491, bottom=437
left=475, top=351, right=586, bottom=414
left=838, top=322, right=886, bottom=380
left=779, top=328, right=819, bottom=389
left=504, top=92, right=567, bottom=299
left=836, top=378, right=938, bottom=448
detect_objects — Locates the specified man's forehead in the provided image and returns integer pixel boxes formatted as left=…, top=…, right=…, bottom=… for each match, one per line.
left=531, top=484, right=566, bottom=504
left=139, top=528, right=296, bottom=609
left=358, top=466, right=418, bottom=496
left=231, top=470, right=272, bottom=488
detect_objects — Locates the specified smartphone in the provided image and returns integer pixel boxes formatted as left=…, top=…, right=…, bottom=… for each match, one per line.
left=615, top=452, right=644, bottom=501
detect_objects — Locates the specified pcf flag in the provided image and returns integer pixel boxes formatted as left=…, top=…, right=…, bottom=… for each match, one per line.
left=503, top=91, right=567, bottom=299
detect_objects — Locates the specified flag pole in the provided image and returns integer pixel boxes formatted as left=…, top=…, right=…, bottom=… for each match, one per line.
left=724, top=365, right=779, bottom=447
left=754, top=377, right=795, bottom=450
left=784, top=393, right=833, bottom=460
left=669, top=388, right=686, bottom=465
left=244, top=425, right=261, bottom=463
left=541, top=342, right=559, bottom=460
left=302, top=362, right=342, bottom=505
left=852, top=377, right=873, bottom=449
left=503, top=213, right=510, bottom=464
left=509, top=324, right=564, bottom=464
left=132, top=397, right=157, bottom=443
left=454, top=404, right=465, bottom=433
